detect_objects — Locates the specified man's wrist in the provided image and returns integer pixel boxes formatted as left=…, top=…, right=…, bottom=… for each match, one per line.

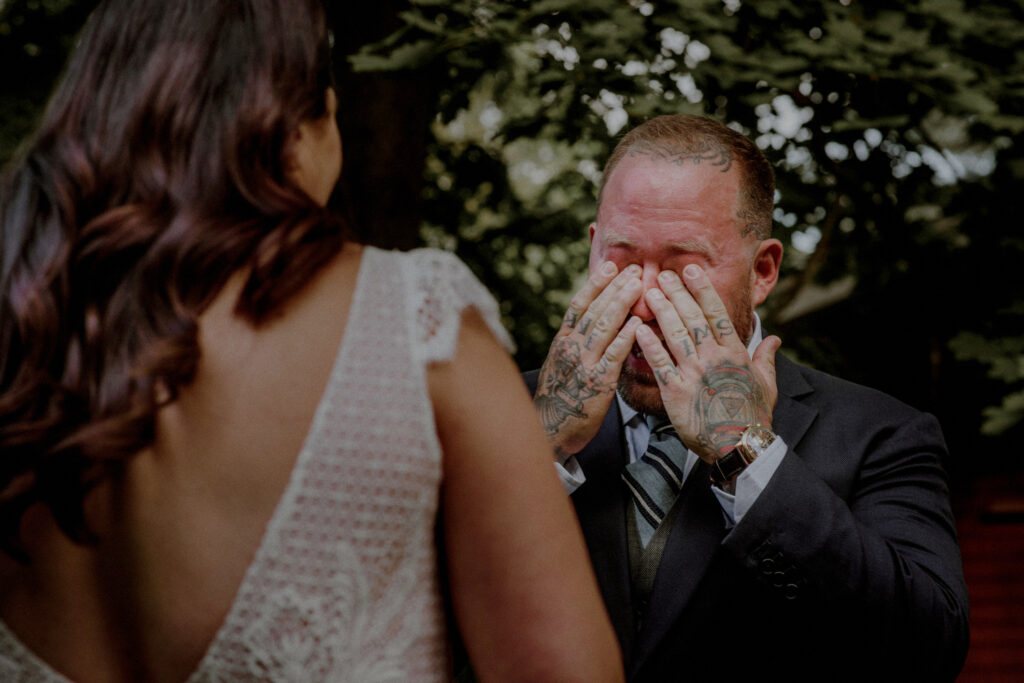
left=709, top=424, right=776, bottom=489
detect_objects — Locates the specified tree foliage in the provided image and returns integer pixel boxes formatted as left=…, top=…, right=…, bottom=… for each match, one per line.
left=353, top=0, right=1024, bottom=455
left=0, top=0, right=100, bottom=165
left=2, top=0, right=1022, bottom=463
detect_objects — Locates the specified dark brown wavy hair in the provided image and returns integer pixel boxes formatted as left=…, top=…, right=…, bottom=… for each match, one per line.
left=0, top=0, right=348, bottom=560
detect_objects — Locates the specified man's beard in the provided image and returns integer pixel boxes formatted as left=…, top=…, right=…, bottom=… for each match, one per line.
left=617, top=362, right=667, bottom=417
left=616, top=303, right=755, bottom=417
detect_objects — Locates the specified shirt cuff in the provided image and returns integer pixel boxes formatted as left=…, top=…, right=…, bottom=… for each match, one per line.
left=556, top=456, right=586, bottom=494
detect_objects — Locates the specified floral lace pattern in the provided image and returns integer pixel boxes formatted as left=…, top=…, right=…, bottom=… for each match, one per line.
left=1, top=247, right=513, bottom=682
left=230, top=543, right=421, bottom=683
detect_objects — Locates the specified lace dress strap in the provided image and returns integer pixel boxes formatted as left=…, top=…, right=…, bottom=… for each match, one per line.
left=402, top=248, right=514, bottom=365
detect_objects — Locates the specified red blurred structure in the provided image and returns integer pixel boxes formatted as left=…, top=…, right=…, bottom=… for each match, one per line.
left=956, top=472, right=1024, bottom=681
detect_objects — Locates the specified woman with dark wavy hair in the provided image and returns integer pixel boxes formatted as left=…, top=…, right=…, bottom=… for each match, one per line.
left=0, top=0, right=623, bottom=680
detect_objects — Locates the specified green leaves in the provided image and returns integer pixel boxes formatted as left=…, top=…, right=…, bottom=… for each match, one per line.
left=352, top=0, right=1024, bottom=443
left=5, top=0, right=1021, bottom=444
left=951, top=333, right=1024, bottom=435
left=350, top=39, right=439, bottom=71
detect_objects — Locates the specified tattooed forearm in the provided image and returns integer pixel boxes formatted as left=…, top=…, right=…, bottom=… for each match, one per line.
left=694, top=361, right=770, bottom=455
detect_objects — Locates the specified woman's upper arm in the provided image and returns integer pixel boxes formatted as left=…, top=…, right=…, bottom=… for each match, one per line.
left=428, top=309, right=623, bottom=683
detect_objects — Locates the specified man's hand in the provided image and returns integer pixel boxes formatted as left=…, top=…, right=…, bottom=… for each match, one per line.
left=535, top=262, right=642, bottom=461
left=634, top=265, right=780, bottom=463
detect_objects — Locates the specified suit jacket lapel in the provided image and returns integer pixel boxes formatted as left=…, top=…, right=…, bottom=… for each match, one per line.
left=571, top=398, right=637, bottom=661
left=773, top=354, right=817, bottom=450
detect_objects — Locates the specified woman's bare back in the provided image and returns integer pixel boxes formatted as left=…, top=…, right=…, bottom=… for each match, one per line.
left=0, top=245, right=363, bottom=682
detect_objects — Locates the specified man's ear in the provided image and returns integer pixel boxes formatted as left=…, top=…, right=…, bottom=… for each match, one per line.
left=751, top=238, right=783, bottom=306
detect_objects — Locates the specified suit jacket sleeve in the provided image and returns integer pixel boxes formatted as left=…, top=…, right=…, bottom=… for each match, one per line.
left=722, top=362, right=969, bottom=680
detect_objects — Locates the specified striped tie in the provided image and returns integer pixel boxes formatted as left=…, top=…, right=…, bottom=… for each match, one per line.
left=622, top=417, right=687, bottom=548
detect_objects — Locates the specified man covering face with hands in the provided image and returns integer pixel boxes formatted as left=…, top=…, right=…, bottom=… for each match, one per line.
left=526, top=114, right=968, bottom=682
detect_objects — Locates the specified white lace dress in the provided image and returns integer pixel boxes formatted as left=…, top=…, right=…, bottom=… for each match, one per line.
left=0, top=246, right=514, bottom=682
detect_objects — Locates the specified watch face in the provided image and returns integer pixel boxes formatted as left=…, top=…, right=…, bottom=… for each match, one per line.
left=742, top=426, right=776, bottom=453
left=714, top=426, right=776, bottom=485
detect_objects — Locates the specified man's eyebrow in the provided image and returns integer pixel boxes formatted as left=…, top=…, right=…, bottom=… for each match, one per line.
left=602, top=235, right=714, bottom=256
left=670, top=239, right=712, bottom=252
left=604, top=236, right=638, bottom=249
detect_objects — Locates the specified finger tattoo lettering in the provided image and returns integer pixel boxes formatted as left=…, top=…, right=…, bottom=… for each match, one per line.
left=654, top=366, right=680, bottom=385
left=692, top=325, right=711, bottom=346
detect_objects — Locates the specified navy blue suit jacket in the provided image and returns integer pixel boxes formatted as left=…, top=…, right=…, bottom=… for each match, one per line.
left=526, top=353, right=968, bottom=682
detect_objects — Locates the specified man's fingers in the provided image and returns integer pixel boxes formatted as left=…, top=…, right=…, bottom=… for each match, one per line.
left=680, top=265, right=738, bottom=345
left=559, top=261, right=619, bottom=335
left=752, top=334, right=781, bottom=387
left=583, top=275, right=641, bottom=348
left=654, top=270, right=715, bottom=350
left=643, top=288, right=696, bottom=362
left=635, top=324, right=680, bottom=387
left=601, top=316, right=642, bottom=371
left=560, top=263, right=641, bottom=343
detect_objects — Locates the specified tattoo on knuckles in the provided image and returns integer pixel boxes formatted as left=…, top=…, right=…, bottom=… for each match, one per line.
left=655, top=366, right=680, bottom=385
left=693, top=325, right=711, bottom=346
left=665, top=330, right=695, bottom=358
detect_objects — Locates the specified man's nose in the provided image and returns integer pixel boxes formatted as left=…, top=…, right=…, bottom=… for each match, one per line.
left=629, top=264, right=661, bottom=321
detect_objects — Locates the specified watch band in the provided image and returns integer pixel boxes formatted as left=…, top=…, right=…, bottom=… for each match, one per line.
left=710, top=424, right=776, bottom=488
left=710, top=444, right=756, bottom=487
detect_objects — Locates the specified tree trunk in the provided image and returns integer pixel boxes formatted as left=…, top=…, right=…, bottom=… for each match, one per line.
left=329, top=1, right=434, bottom=250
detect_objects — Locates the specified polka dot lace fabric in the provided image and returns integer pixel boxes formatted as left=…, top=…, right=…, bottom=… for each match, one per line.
left=0, top=247, right=513, bottom=682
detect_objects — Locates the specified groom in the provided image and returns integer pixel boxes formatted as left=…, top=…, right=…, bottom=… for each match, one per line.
left=527, top=114, right=969, bottom=682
